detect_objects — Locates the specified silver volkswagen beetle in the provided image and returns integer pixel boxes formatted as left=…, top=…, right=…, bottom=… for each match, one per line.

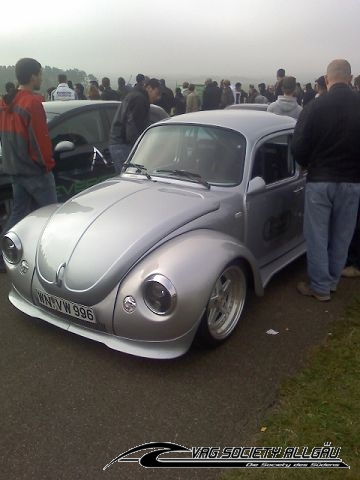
left=2, top=110, right=306, bottom=359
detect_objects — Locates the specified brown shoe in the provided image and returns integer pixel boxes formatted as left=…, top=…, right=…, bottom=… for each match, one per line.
left=297, top=281, right=331, bottom=301
left=341, top=266, right=360, bottom=278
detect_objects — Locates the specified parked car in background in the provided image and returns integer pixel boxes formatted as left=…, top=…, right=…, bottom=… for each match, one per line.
left=226, top=103, right=269, bottom=111
left=0, top=100, right=168, bottom=228
left=2, top=110, right=305, bottom=359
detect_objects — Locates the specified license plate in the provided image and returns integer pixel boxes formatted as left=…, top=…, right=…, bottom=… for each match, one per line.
left=36, top=290, right=96, bottom=323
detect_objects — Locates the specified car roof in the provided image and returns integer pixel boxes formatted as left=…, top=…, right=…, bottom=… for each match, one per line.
left=157, top=110, right=296, bottom=140
left=42, top=100, right=168, bottom=118
left=42, top=100, right=120, bottom=115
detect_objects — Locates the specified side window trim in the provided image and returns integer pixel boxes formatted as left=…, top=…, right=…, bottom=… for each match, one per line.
left=251, top=132, right=297, bottom=186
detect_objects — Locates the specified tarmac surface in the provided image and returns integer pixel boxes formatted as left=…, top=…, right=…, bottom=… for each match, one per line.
left=1, top=256, right=359, bottom=480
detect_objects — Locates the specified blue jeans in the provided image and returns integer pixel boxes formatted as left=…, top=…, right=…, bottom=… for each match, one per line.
left=304, top=182, right=360, bottom=294
left=2, top=172, right=57, bottom=234
left=109, top=144, right=132, bottom=174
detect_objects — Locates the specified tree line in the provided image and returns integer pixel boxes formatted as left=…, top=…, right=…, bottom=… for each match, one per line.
left=0, top=65, right=97, bottom=97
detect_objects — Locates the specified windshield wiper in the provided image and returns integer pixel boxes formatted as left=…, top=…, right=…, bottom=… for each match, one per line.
left=122, top=163, right=152, bottom=180
left=154, top=169, right=210, bottom=189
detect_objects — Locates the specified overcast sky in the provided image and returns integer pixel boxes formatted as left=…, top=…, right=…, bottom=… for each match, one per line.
left=1, top=0, right=360, bottom=84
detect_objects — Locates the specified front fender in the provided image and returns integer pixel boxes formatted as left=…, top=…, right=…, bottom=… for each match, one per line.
left=4, top=204, right=60, bottom=302
left=113, top=229, right=263, bottom=342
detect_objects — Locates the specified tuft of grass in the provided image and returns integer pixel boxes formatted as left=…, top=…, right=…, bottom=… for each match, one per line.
left=222, top=298, right=360, bottom=480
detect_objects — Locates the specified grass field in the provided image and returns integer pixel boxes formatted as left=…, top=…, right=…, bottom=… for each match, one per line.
left=222, top=297, right=360, bottom=480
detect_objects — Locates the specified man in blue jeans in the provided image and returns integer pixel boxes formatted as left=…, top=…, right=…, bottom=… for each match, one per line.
left=0, top=58, right=57, bottom=272
left=292, top=59, right=360, bottom=301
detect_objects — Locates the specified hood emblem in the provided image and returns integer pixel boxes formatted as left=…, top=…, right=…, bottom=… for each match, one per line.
left=55, top=262, right=66, bottom=287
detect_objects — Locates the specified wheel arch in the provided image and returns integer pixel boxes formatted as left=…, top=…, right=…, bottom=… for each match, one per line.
left=114, top=228, right=264, bottom=344
left=231, top=256, right=256, bottom=293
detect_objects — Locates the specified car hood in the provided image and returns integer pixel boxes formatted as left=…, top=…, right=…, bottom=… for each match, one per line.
left=36, top=178, right=219, bottom=298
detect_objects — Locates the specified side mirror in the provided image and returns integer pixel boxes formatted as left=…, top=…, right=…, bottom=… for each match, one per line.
left=247, top=176, right=266, bottom=194
left=54, top=140, right=75, bottom=153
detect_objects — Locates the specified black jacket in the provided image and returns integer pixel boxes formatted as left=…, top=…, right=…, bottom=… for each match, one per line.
left=156, top=86, right=175, bottom=114
left=109, top=89, right=150, bottom=146
left=202, top=84, right=221, bottom=110
left=292, top=83, right=360, bottom=182
left=101, top=88, right=120, bottom=101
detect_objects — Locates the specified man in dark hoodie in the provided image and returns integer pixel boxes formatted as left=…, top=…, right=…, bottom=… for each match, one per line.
left=100, top=77, right=120, bottom=101
left=0, top=57, right=57, bottom=272
left=202, top=78, right=221, bottom=110
left=109, top=78, right=161, bottom=173
left=274, top=68, right=285, bottom=99
left=156, top=79, right=175, bottom=115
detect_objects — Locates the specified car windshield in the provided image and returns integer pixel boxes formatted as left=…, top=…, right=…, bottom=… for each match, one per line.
left=129, top=124, right=246, bottom=186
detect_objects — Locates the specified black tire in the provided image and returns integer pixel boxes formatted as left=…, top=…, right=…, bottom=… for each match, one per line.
left=197, top=263, right=247, bottom=347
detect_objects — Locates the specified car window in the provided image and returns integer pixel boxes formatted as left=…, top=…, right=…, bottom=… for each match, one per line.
left=252, top=134, right=295, bottom=184
left=103, top=105, right=118, bottom=127
left=50, top=109, right=105, bottom=147
left=131, top=124, right=246, bottom=186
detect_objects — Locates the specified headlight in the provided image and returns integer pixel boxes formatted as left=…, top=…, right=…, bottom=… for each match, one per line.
left=143, top=274, right=176, bottom=315
left=1, top=232, right=23, bottom=264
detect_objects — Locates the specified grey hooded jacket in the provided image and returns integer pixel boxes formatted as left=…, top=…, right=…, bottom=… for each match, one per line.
left=267, top=96, right=303, bottom=120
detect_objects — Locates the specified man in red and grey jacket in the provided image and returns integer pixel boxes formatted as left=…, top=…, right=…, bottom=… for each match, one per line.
left=0, top=58, right=57, bottom=270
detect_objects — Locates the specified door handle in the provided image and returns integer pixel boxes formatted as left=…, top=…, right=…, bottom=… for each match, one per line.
left=293, top=186, right=304, bottom=193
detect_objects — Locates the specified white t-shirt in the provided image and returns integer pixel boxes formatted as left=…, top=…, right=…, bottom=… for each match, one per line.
left=51, top=83, right=76, bottom=101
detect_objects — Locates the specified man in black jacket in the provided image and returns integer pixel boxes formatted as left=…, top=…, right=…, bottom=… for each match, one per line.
left=156, top=79, right=175, bottom=115
left=100, top=77, right=120, bottom=101
left=292, top=59, right=360, bottom=301
left=202, top=79, right=221, bottom=110
left=109, top=78, right=161, bottom=173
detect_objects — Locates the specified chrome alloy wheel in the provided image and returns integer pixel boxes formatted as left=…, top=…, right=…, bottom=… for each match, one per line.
left=206, top=265, right=247, bottom=341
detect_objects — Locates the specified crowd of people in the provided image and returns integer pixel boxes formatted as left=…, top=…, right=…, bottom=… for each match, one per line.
left=1, top=57, right=360, bottom=298
left=5, top=64, right=360, bottom=116
left=38, top=68, right=360, bottom=119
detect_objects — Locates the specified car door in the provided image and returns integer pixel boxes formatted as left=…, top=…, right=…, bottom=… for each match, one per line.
left=245, top=132, right=305, bottom=267
left=50, top=106, right=116, bottom=201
